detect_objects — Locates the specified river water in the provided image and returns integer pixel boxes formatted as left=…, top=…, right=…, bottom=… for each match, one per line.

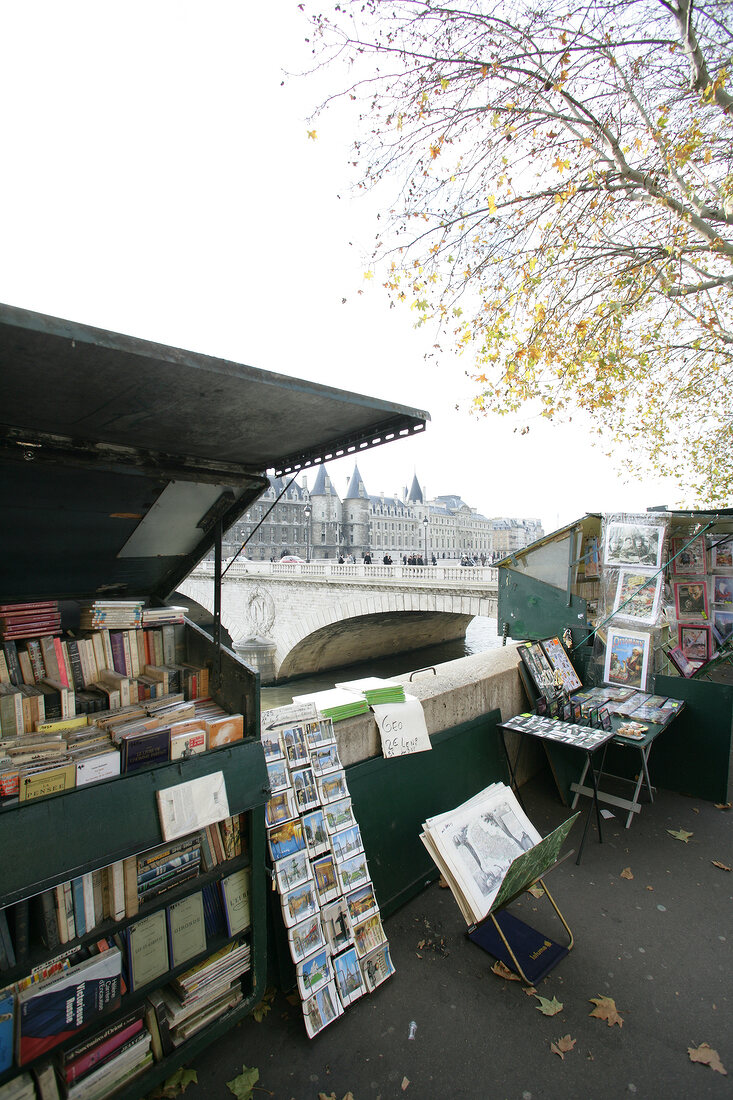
left=260, top=614, right=502, bottom=708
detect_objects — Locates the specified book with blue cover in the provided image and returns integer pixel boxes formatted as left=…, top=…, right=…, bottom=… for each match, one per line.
left=0, top=985, right=14, bottom=1073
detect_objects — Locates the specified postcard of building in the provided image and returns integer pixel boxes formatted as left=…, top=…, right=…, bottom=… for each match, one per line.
left=312, top=854, right=340, bottom=906
left=332, top=946, right=365, bottom=1007
left=265, top=788, right=297, bottom=828
left=288, top=914, right=325, bottom=964
left=318, top=771, right=349, bottom=805
left=321, top=897, right=354, bottom=955
left=281, top=881, right=319, bottom=929
left=361, top=943, right=395, bottom=992
left=337, top=852, right=370, bottom=895
left=301, top=808, right=330, bottom=857
left=290, top=765, right=320, bottom=813
left=346, top=883, right=379, bottom=924
left=325, top=797, right=355, bottom=834
left=305, top=719, right=336, bottom=747
left=296, top=947, right=332, bottom=1001
left=274, top=850, right=312, bottom=894
left=265, top=757, right=289, bottom=794
left=302, top=980, right=343, bottom=1038
left=330, top=824, right=364, bottom=863
left=353, top=913, right=386, bottom=959
left=310, top=743, right=342, bottom=776
left=282, top=725, right=309, bottom=766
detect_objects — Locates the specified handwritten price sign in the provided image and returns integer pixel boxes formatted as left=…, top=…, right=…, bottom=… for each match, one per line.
left=371, top=695, right=431, bottom=758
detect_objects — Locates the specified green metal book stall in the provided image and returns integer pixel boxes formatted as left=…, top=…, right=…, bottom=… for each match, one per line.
left=496, top=510, right=733, bottom=812
left=0, top=303, right=427, bottom=1097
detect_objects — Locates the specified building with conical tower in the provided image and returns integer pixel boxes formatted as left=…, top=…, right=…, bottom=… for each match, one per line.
left=309, top=465, right=341, bottom=559
left=342, top=465, right=371, bottom=557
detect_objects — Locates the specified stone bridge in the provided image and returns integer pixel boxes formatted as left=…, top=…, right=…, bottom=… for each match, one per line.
left=179, top=560, right=498, bottom=683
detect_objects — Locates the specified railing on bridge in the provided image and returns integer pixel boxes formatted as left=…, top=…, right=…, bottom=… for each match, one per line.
left=201, top=559, right=499, bottom=585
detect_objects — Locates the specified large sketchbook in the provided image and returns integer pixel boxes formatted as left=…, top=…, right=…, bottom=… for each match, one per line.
left=420, top=783, right=577, bottom=926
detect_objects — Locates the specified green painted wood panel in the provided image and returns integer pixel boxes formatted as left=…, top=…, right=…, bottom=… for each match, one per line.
left=498, top=569, right=588, bottom=645
left=650, top=675, right=732, bottom=802
left=346, top=711, right=507, bottom=918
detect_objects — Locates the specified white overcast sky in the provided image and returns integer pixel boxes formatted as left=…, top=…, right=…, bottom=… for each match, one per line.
left=1, top=1, right=681, bottom=534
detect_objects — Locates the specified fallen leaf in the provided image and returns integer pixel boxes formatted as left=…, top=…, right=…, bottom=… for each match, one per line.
left=438, top=875, right=450, bottom=889
left=318, top=1094, right=337, bottom=1100
left=523, top=985, right=537, bottom=996
left=285, top=992, right=300, bottom=1006
left=712, top=860, right=732, bottom=871
left=688, top=1042, right=727, bottom=1074
left=714, top=802, right=731, bottom=810
left=251, top=988, right=276, bottom=1023
left=692, top=807, right=699, bottom=814
left=491, top=960, right=521, bottom=981
left=535, top=994, right=563, bottom=1016
left=646, top=885, right=654, bottom=890
left=620, top=867, right=634, bottom=879
left=550, top=1034, right=576, bottom=1059
left=528, top=883, right=545, bottom=898
left=401, top=1077, right=410, bottom=1091
left=589, top=995, right=624, bottom=1027
left=149, top=1068, right=198, bottom=1098
left=227, top=1066, right=260, bottom=1100
left=667, top=828, right=693, bottom=843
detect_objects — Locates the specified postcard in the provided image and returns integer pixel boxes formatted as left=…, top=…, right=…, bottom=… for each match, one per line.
left=282, top=725, right=309, bottom=766
left=265, top=757, right=289, bottom=794
left=330, top=824, right=364, bottom=862
left=604, top=521, right=664, bottom=569
left=302, top=808, right=330, bottom=857
left=302, top=979, right=343, bottom=1038
left=352, top=913, right=387, bottom=959
left=321, top=897, right=354, bottom=955
left=346, top=883, right=379, bottom=924
left=337, top=852, right=370, bottom=894
left=290, top=765, right=320, bottom=813
left=311, top=853, right=340, bottom=905
left=268, top=817, right=306, bottom=862
left=288, top=914, right=325, bottom=964
left=310, top=743, right=342, bottom=776
left=518, top=641, right=558, bottom=700
left=274, top=850, right=312, bottom=894
left=540, top=636, right=582, bottom=693
left=281, top=881, right=319, bottom=928
left=361, top=942, right=395, bottom=992
left=603, top=627, right=651, bottom=691
left=318, top=771, right=349, bottom=805
left=713, top=576, right=733, bottom=606
left=710, top=539, right=733, bottom=571
left=713, top=609, right=733, bottom=643
left=297, top=947, right=332, bottom=1001
left=265, top=788, right=297, bottom=827
left=325, top=797, right=356, bottom=834
left=332, top=945, right=365, bottom=1007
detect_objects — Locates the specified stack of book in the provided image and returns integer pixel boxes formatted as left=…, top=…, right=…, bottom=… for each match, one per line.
left=78, top=602, right=144, bottom=631
left=141, top=606, right=187, bottom=626
left=59, top=1007, right=152, bottom=1100
left=291, top=687, right=370, bottom=723
left=0, top=602, right=61, bottom=641
left=160, top=940, right=250, bottom=1046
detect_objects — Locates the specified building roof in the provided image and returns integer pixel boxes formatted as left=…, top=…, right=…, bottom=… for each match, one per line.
left=345, top=464, right=369, bottom=500
left=407, top=474, right=423, bottom=503
left=310, top=465, right=339, bottom=497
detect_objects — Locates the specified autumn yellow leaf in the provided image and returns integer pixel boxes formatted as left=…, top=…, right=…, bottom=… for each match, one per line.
left=307, top=129, right=317, bottom=140
left=688, top=1043, right=727, bottom=1074
left=535, top=994, right=563, bottom=1016
left=550, top=1034, right=576, bottom=1059
left=620, top=867, right=634, bottom=879
left=667, top=828, right=693, bottom=843
left=491, top=959, right=521, bottom=981
left=589, top=995, right=624, bottom=1027
left=711, top=859, right=731, bottom=871
left=487, top=194, right=497, bottom=214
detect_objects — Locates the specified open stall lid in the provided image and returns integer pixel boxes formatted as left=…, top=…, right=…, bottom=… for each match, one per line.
left=0, top=303, right=428, bottom=602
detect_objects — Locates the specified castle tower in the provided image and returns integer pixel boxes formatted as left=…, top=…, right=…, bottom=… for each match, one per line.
left=343, top=464, right=371, bottom=559
left=308, top=465, right=341, bottom=558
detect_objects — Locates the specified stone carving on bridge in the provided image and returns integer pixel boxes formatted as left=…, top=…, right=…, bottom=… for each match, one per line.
left=247, top=587, right=276, bottom=636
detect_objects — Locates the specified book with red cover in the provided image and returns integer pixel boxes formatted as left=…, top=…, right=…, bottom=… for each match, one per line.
left=63, top=1011, right=144, bottom=1083
left=17, top=948, right=122, bottom=1064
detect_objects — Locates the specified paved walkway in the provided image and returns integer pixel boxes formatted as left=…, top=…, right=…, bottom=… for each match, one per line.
left=186, top=773, right=732, bottom=1100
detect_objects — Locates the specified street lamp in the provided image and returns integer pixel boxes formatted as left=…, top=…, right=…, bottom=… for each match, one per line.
left=423, top=516, right=428, bottom=565
left=304, top=501, right=311, bottom=561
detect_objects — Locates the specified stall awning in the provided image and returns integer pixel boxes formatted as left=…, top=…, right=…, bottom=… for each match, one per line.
left=0, top=303, right=429, bottom=601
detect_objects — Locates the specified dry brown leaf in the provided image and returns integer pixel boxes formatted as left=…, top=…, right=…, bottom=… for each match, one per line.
left=491, top=959, right=521, bottom=981
left=711, top=860, right=732, bottom=872
left=523, top=985, right=537, bottom=996
left=401, top=1077, right=410, bottom=1091
left=550, top=1034, right=576, bottom=1060
left=714, top=802, right=731, bottom=810
left=589, top=995, right=624, bottom=1027
left=528, top=883, right=545, bottom=898
left=438, top=875, right=450, bottom=888
left=646, top=885, right=654, bottom=891
left=692, top=807, right=699, bottom=814
left=620, top=867, right=634, bottom=879
left=688, top=1042, right=727, bottom=1075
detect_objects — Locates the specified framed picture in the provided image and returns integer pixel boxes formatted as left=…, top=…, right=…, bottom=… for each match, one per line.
left=540, top=636, right=583, bottom=694
left=604, top=522, right=664, bottom=569
left=603, top=628, right=651, bottom=691
left=613, top=570, right=663, bottom=625
left=713, top=576, right=733, bottom=606
left=670, top=536, right=707, bottom=574
left=710, top=539, right=733, bottom=571
left=582, top=535, right=600, bottom=578
left=518, top=641, right=558, bottom=700
left=678, top=623, right=711, bottom=662
left=673, top=579, right=709, bottom=620
left=667, top=645, right=697, bottom=677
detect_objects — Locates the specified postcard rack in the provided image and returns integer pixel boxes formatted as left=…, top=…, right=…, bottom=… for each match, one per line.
left=468, top=845, right=576, bottom=985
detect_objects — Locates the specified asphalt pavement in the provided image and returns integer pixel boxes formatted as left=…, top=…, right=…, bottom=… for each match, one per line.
left=183, top=771, right=732, bottom=1100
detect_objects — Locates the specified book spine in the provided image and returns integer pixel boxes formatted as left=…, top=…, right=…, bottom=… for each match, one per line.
left=63, top=880, right=76, bottom=941
left=71, top=877, right=87, bottom=938
left=65, top=1019, right=144, bottom=1083
left=66, top=639, right=86, bottom=693
left=52, top=637, right=69, bottom=688
left=38, top=889, right=61, bottom=951
left=2, top=642, right=23, bottom=686
left=109, top=632, right=127, bottom=675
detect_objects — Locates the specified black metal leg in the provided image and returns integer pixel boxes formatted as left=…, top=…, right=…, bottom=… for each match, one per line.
left=500, top=727, right=527, bottom=810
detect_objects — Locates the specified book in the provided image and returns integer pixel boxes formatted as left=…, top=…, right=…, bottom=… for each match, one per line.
left=0, top=986, right=13, bottom=1073
left=61, top=1007, right=145, bottom=1083
left=17, top=948, right=122, bottom=1063
left=220, top=869, right=251, bottom=935
left=126, top=910, right=169, bottom=992
left=421, top=784, right=577, bottom=926
left=205, top=713, right=244, bottom=748
left=167, top=892, right=207, bottom=968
